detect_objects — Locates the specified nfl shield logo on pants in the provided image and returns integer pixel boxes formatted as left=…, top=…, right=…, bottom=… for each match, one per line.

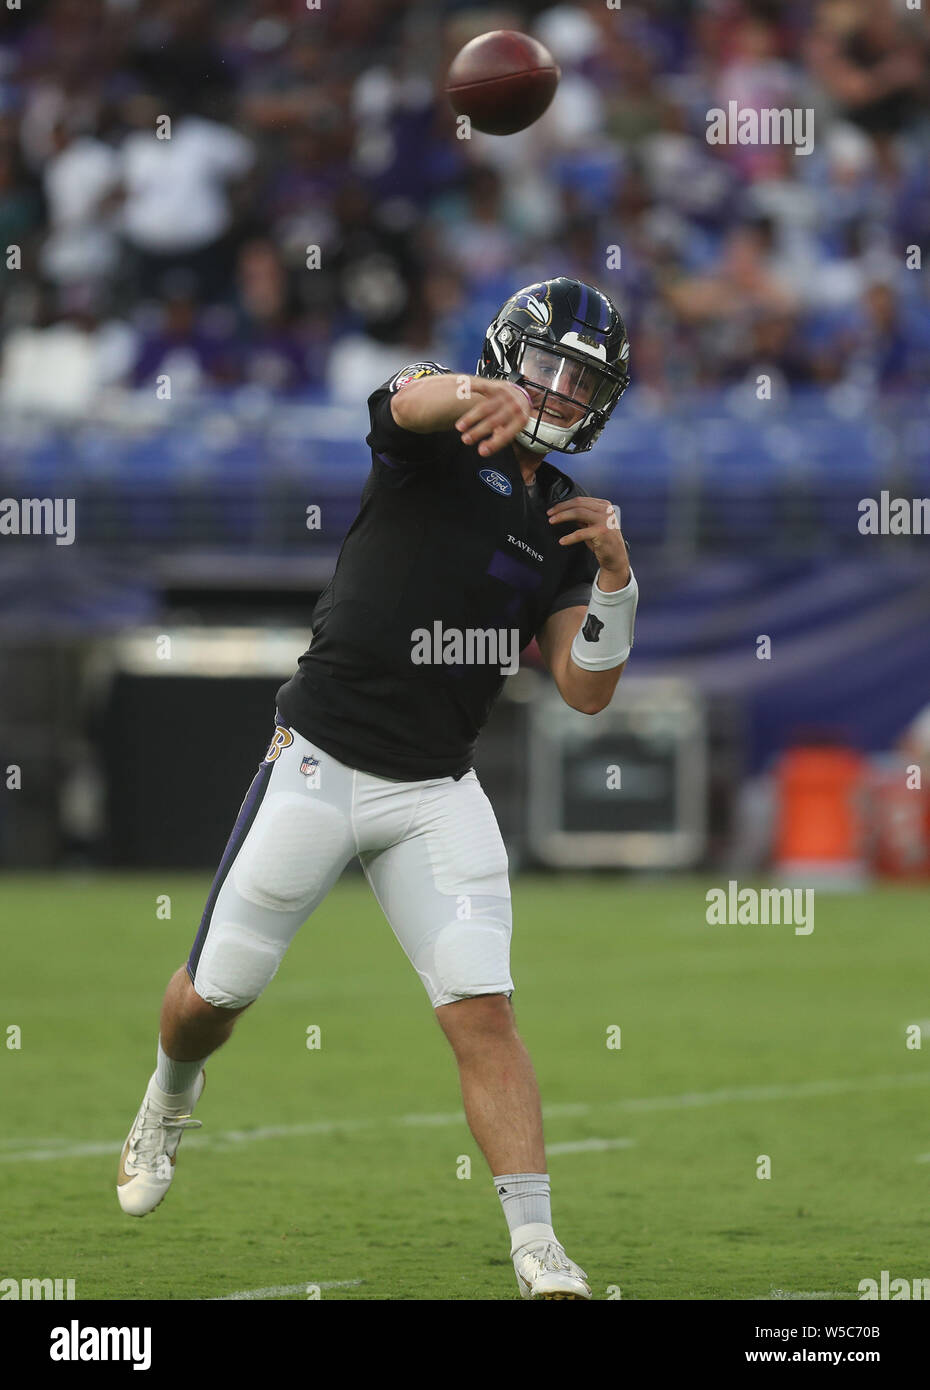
left=300, top=754, right=320, bottom=785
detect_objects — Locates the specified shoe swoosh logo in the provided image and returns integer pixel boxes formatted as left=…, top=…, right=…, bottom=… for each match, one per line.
left=117, top=1142, right=132, bottom=1186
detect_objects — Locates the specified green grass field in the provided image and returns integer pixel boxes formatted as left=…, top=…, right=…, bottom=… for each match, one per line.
left=2, top=872, right=928, bottom=1301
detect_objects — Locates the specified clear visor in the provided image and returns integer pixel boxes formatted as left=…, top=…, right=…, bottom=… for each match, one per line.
left=516, top=342, right=618, bottom=416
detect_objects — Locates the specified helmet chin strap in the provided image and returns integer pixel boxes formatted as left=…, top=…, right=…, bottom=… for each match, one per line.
left=516, top=429, right=550, bottom=455
left=518, top=414, right=585, bottom=454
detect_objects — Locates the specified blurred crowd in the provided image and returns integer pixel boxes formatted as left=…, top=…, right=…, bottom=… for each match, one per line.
left=1, top=0, right=929, bottom=410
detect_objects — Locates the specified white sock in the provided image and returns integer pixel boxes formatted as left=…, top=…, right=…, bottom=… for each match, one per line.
left=154, top=1039, right=206, bottom=1102
left=493, top=1172, right=552, bottom=1235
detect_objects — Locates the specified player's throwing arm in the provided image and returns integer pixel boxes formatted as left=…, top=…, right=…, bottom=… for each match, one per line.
left=391, top=373, right=532, bottom=457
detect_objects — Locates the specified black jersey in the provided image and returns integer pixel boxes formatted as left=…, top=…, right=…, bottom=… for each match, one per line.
left=275, top=362, right=599, bottom=780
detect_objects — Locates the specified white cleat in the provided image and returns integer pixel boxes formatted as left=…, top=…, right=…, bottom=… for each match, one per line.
left=117, top=1070, right=205, bottom=1216
left=511, top=1223, right=592, bottom=1300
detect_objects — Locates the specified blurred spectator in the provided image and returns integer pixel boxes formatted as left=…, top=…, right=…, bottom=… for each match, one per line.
left=325, top=178, right=418, bottom=339
left=130, top=275, right=238, bottom=392
left=0, top=139, right=43, bottom=286
left=39, top=118, right=120, bottom=290
left=431, top=164, right=522, bottom=289
left=836, top=281, right=927, bottom=392
left=662, top=220, right=800, bottom=383
left=119, top=92, right=254, bottom=303
left=715, top=16, right=802, bottom=181
left=807, top=0, right=925, bottom=138
left=233, top=238, right=315, bottom=393
left=1, top=283, right=134, bottom=414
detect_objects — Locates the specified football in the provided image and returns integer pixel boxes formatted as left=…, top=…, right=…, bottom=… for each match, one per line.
left=445, top=29, right=560, bottom=136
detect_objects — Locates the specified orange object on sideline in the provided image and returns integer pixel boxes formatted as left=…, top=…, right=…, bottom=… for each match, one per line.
left=773, top=745, right=868, bottom=877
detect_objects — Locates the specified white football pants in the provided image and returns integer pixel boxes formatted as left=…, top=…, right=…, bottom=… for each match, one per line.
left=186, top=718, right=514, bottom=1010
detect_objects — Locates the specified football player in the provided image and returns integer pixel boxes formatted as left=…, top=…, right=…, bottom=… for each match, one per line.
left=118, top=277, right=637, bottom=1300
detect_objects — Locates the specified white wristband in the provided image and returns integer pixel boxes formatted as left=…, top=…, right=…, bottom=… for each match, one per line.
left=570, top=569, right=638, bottom=671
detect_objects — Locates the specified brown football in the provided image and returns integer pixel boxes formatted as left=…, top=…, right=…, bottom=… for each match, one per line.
left=445, top=30, right=560, bottom=136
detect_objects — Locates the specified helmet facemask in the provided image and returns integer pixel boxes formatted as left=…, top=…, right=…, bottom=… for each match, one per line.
left=510, top=340, right=620, bottom=454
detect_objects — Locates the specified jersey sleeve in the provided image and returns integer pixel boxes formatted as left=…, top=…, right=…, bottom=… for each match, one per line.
left=366, top=361, right=457, bottom=471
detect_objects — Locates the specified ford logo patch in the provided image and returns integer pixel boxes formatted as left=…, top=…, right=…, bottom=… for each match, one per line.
left=478, top=468, right=512, bottom=497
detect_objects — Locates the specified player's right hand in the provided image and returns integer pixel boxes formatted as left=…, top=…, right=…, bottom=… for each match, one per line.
left=455, top=379, right=532, bottom=457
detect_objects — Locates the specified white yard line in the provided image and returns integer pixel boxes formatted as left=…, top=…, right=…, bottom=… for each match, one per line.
left=612, top=1072, right=929, bottom=1113
left=0, top=1139, right=123, bottom=1161
left=0, top=1137, right=76, bottom=1148
left=2, top=1072, right=925, bottom=1164
left=761, top=1288, right=857, bottom=1300
left=209, top=1279, right=363, bottom=1300
left=547, top=1138, right=635, bottom=1154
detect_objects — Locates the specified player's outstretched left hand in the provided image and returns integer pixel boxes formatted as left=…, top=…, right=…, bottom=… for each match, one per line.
left=546, top=497, right=630, bottom=588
